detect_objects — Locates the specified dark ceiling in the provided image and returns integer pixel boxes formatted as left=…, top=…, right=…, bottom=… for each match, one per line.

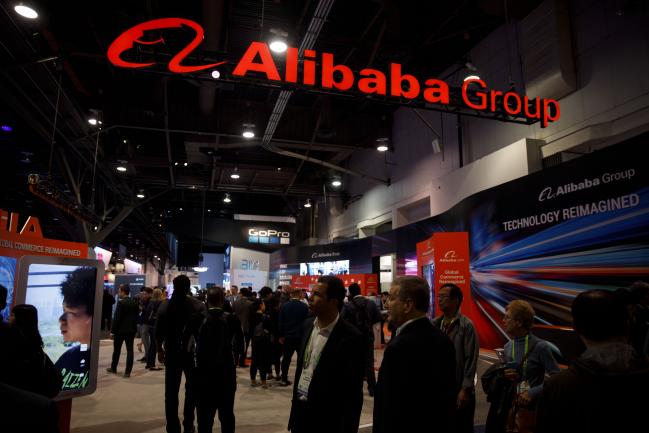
left=0, top=0, right=544, bottom=264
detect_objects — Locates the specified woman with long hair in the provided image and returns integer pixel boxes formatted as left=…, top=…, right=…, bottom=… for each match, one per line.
left=9, top=304, right=62, bottom=398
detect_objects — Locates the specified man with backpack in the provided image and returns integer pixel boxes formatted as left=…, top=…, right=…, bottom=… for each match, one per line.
left=341, top=282, right=381, bottom=396
left=156, top=275, right=207, bottom=433
left=196, top=286, right=242, bottom=433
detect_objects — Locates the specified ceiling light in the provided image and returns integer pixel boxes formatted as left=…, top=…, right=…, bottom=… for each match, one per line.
left=116, top=166, right=127, bottom=172
left=14, top=4, right=38, bottom=19
left=1, top=125, right=12, bottom=132
left=183, top=162, right=188, bottom=167
left=174, top=162, right=178, bottom=166
left=88, top=118, right=98, bottom=126
left=123, top=139, right=127, bottom=144
left=464, top=74, right=481, bottom=82
left=331, top=179, right=342, bottom=187
left=223, top=194, right=231, bottom=203
left=136, top=193, right=145, bottom=199
left=304, top=199, right=312, bottom=208
left=211, top=70, right=221, bottom=79
left=179, top=207, right=183, bottom=211
left=207, top=209, right=212, bottom=212
left=242, top=131, right=255, bottom=138
left=377, top=144, right=389, bottom=152
left=269, top=40, right=288, bottom=53
left=230, top=168, right=240, bottom=179
left=193, top=266, right=208, bottom=273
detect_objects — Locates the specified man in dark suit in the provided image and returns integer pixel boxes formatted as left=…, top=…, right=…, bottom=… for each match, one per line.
left=373, top=276, right=456, bottom=433
left=288, top=276, right=365, bottom=433
left=107, top=284, right=139, bottom=378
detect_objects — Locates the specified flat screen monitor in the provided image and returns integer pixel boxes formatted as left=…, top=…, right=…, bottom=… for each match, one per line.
left=114, top=274, right=145, bottom=295
left=299, top=260, right=350, bottom=276
left=14, top=256, right=104, bottom=399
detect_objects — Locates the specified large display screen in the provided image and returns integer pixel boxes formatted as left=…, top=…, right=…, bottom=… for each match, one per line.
left=0, top=255, right=17, bottom=321
left=15, top=257, right=103, bottom=399
left=299, top=260, right=350, bottom=276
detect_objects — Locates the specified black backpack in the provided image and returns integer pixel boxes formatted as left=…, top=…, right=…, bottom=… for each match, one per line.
left=348, top=298, right=372, bottom=338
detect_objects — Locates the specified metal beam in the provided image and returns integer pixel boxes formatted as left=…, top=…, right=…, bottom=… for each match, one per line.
left=164, top=79, right=176, bottom=187
left=89, top=206, right=133, bottom=247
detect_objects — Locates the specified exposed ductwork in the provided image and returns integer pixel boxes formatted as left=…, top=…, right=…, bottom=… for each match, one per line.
left=259, top=0, right=392, bottom=186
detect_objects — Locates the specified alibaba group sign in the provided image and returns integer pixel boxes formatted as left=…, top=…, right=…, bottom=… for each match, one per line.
left=107, top=18, right=227, bottom=73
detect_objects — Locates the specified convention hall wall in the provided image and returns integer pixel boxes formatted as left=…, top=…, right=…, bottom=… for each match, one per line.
left=330, top=0, right=649, bottom=240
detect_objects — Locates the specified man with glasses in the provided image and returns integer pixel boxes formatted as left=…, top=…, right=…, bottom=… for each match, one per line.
left=373, top=276, right=456, bottom=433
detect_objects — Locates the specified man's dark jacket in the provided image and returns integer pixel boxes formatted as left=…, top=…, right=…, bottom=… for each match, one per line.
left=196, top=308, right=242, bottom=396
left=156, top=296, right=207, bottom=361
left=278, top=299, right=309, bottom=339
left=111, top=297, right=139, bottom=334
left=373, top=317, right=456, bottom=433
left=536, top=347, right=649, bottom=433
left=288, top=316, right=365, bottom=433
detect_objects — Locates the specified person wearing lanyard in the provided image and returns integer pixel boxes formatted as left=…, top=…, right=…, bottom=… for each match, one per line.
left=502, top=300, right=560, bottom=409
left=287, top=276, right=365, bottom=433
left=432, top=283, right=479, bottom=433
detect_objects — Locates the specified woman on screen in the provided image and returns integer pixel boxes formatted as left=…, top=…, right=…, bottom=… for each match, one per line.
left=55, top=267, right=95, bottom=391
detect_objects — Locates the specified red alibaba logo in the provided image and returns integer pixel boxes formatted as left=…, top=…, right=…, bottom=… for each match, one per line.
left=107, top=18, right=227, bottom=73
left=444, top=250, right=458, bottom=259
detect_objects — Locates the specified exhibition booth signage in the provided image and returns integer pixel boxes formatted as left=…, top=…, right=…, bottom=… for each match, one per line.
left=291, top=273, right=378, bottom=296
left=107, top=18, right=561, bottom=127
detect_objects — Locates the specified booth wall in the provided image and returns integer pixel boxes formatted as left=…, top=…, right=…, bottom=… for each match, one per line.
left=198, top=253, right=224, bottom=288
left=230, top=247, right=270, bottom=272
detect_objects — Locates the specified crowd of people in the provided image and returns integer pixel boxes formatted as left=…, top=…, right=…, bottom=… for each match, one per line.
left=1, top=276, right=648, bottom=433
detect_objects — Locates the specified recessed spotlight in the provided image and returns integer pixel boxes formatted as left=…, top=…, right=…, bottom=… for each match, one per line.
left=277, top=167, right=282, bottom=171
left=123, top=139, right=127, bottom=144
left=269, top=40, right=288, bottom=53
left=223, top=194, right=231, bottom=203
left=88, top=118, right=98, bottom=126
left=179, top=207, right=183, bottom=211
left=464, top=74, right=481, bottom=82
left=242, top=131, right=255, bottom=138
left=304, top=199, right=312, bottom=208
left=174, top=162, right=179, bottom=166
left=207, top=209, right=212, bottom=212
left=183, top=162, right=188, bottom=167
left=211, top=70, right=221, bottom=79
left=14, top=5, right=38, bottom=19
left=116, top=166, right=127, bottom=172
left=136, top=193, right=145, bottom=199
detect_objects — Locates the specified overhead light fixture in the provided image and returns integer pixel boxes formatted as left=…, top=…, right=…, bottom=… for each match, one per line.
left=174, top=162, right=179, bottom=166
left=269, top=40, right=288, bottom=53
left=123, top=139, right=127, bottom=144
left=1, top=125, right=13, bottom=132
left=376, top=137, right=390, bottom=152
left=304, top=199, right=312, bottom=208
left=179, top=207, right=183, bottom=211
left=88, top=118, right=98, bottom=126
left=431, top=138, right=442, bottom=154
left=136, top=193, right=145, bottom=199
left=464, top=74, right=481, bottom=82
left=211, top=70, right=221, bottom=79
left=331, top=178, right=342, bottom=188
left=230, top=167, right=240, bottom=179
left=183, top=162, right=188, bottom=167
left=116, top=166, right=127, bottom=172
left=242, top=130, right=255, bottom=138
left=192, top=266, right=208, bottom=273
left=223, top=193, right=231, bottom=203
left=14, top=4, right=38, bottom=19
left=207, top=209, right=212, bottom=212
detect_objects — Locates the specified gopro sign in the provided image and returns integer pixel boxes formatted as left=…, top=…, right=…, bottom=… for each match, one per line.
left=248, top=228, right=291, bottom=245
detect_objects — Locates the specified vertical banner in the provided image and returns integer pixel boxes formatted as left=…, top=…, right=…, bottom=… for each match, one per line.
left=433, top=231, right=503, bottom=347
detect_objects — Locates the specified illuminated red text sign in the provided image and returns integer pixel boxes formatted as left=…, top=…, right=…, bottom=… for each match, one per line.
left=108, top=18, right=560, bottom=127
